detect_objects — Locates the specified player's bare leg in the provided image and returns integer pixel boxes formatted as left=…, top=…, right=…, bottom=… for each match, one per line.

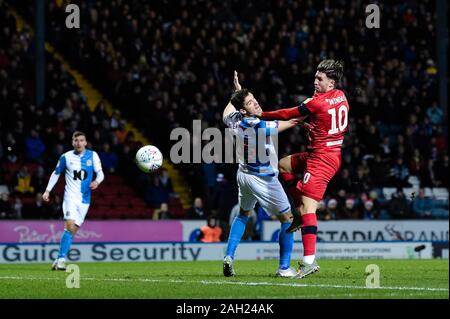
left=279, top=156, right=303, bottom=232
left=65, top=219, right=80, bottom=235
left=52, top=220, right=79, bottom=271
left=294, top=196, right=320, bottom=278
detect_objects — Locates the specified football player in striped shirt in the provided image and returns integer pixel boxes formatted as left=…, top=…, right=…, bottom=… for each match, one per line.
left=222, top=72, right=303, bottom=278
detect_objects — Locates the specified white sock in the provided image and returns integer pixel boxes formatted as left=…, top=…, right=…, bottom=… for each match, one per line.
left=303, top=255, right=315, bottom=264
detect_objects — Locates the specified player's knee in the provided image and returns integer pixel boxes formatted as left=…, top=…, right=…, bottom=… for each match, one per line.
left=278, top=211, right=293, bottom=223
left=299, top=202, right=318, bottom=215
left=279, top=156, right=292, bottom=173
left=66, top=222, right=78, bottom=234
left=298, top=203, right=308, bottom=215
left=239, top=208, right=252, bottom=217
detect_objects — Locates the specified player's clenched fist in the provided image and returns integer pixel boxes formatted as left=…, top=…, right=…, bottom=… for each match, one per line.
left=42, top=191, right=50, bottom=202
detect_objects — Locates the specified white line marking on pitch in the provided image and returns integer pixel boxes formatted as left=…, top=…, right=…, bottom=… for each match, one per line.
left=0, top=276, right=447, bottom=292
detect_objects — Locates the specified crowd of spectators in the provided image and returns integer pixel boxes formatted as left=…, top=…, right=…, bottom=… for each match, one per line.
left=4, top=0, right=449, bottom=224
left=0, top=2, right=172, bottom=220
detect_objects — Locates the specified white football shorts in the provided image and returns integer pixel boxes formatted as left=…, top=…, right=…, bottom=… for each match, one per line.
left=237, top=170, right=291, bottom=215
left=62, top=199, right=90, bottom=227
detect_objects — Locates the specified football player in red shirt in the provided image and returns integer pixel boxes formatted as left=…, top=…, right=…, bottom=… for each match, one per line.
left=260, top=60, right=350, bottom=278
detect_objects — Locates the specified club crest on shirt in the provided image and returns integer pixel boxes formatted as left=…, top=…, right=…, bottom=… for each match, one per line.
left=86, top=159, right=92, bottom=166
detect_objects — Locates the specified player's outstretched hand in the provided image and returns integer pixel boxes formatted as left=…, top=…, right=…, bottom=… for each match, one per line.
left=300, top=122, right=315, bottom=131
left=90, top=181, right=99, bottom=190
left=290, top=116, right=315, bottom=131
left=289, top=117, right=304, bottom=125
left=42, top=191, right=50, bottom=202
left=233, top=70, right=242, bottom=91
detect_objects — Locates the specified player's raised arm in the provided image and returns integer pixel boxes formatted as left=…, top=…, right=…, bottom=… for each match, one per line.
left=260, top=99, right=312, bottom=121
left=277, top=117, right=309, bottom=133
left=222, top=71, right=242, bottom=121
left=42, top=155, right=66, bottom=202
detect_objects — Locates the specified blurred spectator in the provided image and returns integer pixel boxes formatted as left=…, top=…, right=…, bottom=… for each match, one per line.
left=338, top=198, right=360, bottom=219
left=361, top=200, right=378, bottom=220
left=186, top=197, right=206, bottom=220
left=114, top=120, right=129, bottom=144
left=12, top=196, right=23, bottom=219
left=324, top=199, right=338, bottom=220
left=25, top=129, right=46, bottom=163
left=390, top=157, right=411, bottom=188
left=211, top=173, right=236, bottom=224
left=434, top=154, right=449, bottom=188
left=158, top=168, right=174, bottom=196
left=98, top=143, right=118, bottom=174
left=23, top=192, right=49, bottom=219
left=409, top=149, right=424, bottom=177
left=388, top=189, right=412, bottom=219
left=152, top=202, right=171, bottom=220
left=202, top=162, right=217, bottom=211
left=368, top=190, right=383, bottom=214
left=0, top=193, right=13, bottom=219
left=379, top=137, right=392, bottom=158
left=335, top=189, right=347, bottom=210
left=419, top=159, right=438, bottom=188
left=198, top=216, right=223, bottom=242
left=31, top=165, right=48, bottom=193
left=412, top=188, right=433, bottom=219
left=329, top=168, right=357, bottom=195
left=14, top=166, right=35, bottom=195
left=144, top=175, right=170, bottom=208
left=426, top=102, right=444, bottom=125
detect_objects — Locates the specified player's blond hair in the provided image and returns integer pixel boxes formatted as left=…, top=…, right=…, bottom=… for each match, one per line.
left=72, top=131, right=86, bottom=140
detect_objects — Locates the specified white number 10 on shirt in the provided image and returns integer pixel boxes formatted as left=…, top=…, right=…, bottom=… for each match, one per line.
left=328, top=104, right=348, bottom=134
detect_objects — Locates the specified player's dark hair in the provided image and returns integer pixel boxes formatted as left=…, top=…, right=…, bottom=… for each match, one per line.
left=230, top=89, right=250, bottom=110
left=72, top=131, right=86, bottom=139
left=317, top=59, right=344, bottom=84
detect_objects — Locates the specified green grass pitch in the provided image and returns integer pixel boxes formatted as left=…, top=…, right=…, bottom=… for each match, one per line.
left=0, top=259, right=448, bottom=299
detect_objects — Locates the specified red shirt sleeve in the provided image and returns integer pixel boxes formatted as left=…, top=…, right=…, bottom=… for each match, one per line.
left=261, top=106, right=302, bottom=120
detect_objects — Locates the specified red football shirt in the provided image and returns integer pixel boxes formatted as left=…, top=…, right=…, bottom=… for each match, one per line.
left=261, top=89, right=350, bottom=153
left=304, top=89, right=350, bottom=153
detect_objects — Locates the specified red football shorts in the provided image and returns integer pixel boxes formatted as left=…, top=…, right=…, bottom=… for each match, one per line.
left=290, top=151, right=341, bottom=202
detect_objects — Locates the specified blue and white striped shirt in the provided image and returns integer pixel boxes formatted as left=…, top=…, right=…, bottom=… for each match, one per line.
left=224, top=111, right=279, bottom=177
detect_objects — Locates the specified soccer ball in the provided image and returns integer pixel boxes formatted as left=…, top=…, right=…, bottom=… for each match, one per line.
left=135, top=145, right=163, bottom=173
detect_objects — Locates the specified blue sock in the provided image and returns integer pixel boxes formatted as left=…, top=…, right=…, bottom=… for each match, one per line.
left=58, top=229, right=73, bottom=259
left=225, top=214, right=249, bottom=258
left=279, top=222, right=294, bottom=270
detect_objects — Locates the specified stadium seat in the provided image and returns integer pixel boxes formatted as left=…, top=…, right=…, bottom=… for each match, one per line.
left=168, top=196, right=183, bottom=208
left=433, top=188, right=449, bottom=200
left=382, top=187, right=397, bottom=200
left=408, top=175, right=420, bottom=187
left=116, top=187, right=136, bottom=197
left=170, top=206, right=186, bottom=218
left=128, top=197, right=147, bottom=207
